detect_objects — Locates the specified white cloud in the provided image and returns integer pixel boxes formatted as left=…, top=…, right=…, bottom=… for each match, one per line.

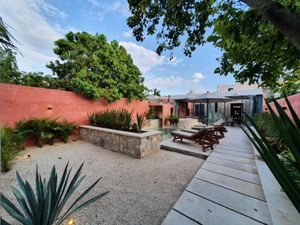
left=146, top=75, right=184, bottom=88
left=122, top=30, right=132, bottom=38
left=0, top=0, right=67, bottom=73
left=145, top=72, right=206, bottom=90
left=37, top=0, right=67, bottom=19
left=119, top=41, right=165, bottom=73
left=193, top=72, right=205, bottom=82
left=86, top=0, right=130, bottom=22
left=54, top=24, right=81, bottom=35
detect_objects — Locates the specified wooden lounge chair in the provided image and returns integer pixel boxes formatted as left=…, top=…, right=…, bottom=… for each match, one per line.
left=188, top=126, right=224, bottom=143
left=171, top=129, right=214, bottom=152
left=213, top=119, right=228, bottom=138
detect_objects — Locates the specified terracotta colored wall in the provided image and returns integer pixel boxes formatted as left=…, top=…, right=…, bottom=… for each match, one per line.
left=0, top=84, right=149, bottom=127
left=262, top=93, right=300, bottom=119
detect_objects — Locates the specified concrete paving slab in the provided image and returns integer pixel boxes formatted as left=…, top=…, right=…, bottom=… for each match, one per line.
left=187, top=178, right=271, bottom=224
left=195, top=170, right=266, bottom=201
left=216, top=144, right=253, bottom=153
left=207, top=156, right=258, bottom=174
left=173, top=191, right=264, bottom=225
left=161, top=210, right=200, bottom=225
left=211, top=152, right=256, bottom=165
left=214, top=148, right=254, bottom=158
left=202, top=162, right=261, bottom=184
left=161, top=138, right=211, bottom=159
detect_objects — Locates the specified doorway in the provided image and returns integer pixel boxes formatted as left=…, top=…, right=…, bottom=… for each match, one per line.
left=230, top=103, right=243, bottom=124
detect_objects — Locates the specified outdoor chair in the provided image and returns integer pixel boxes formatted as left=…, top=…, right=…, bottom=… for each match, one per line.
left=171, top=128, right=214, bottom=152
left=214, top=124, right=227, bottom=138
left=190, top=124, right=226, bottom=140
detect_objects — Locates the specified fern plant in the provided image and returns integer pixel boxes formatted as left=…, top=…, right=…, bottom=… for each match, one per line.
left=0, top=162, right=109, bottom=225
left=242, top=97, right=300, bottom=213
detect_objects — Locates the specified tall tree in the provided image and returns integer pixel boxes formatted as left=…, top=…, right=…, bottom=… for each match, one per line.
left=0, top=49, right=21, bottom=83
left=153, top=88, right=161, bottom=96
left=48, top=32, right=146, bottom=102
left=127, top=0, right=300, bottom=89
left=0, top=17, right=17, bottom=51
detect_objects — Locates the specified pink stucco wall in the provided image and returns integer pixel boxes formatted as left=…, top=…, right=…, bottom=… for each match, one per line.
left=0, top=84, right=149, bottom=127
left=263, top=93, right=300, bottom=119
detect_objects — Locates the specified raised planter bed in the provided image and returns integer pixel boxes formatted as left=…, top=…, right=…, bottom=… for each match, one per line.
left=80, top=125, right=161, bottom=158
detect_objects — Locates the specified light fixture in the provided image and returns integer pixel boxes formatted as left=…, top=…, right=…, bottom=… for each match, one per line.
left=67, top=219, right=75, bottom=225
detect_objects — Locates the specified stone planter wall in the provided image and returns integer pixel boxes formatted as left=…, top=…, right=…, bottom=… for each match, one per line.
left=80, top=125, right=161, bottom=158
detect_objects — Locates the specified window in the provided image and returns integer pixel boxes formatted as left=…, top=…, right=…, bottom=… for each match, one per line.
left=215, top=103, right=218, bottom=112
left=228, top=88, right=233, bottom=91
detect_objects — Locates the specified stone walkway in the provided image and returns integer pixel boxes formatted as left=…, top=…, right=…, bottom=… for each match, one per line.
left=161, top=127, right=272, bottom=225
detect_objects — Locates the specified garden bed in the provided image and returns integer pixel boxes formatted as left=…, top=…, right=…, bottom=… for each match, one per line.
left=80, top=125, right=161, bottom=158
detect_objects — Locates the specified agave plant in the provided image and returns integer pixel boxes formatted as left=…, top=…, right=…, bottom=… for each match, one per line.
left=242, top=97, right=300, bottom=213
left=0, top=162, right=109, bottom=225
left=136, top=113, right=147, bottom=133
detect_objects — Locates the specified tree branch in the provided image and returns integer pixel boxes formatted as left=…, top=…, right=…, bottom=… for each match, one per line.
left=241, top=0, right=300, bottom=51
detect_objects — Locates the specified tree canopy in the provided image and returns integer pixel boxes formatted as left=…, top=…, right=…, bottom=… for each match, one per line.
left=127, top=0, right=300, bottom=89
left=0, top=49, right=21, bottom=83
left=47, top=32, right=145, bottom=102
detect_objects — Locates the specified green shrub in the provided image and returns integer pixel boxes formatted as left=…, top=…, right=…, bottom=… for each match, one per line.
left=56, top=120, right=77, bottom=143
left=254, top=112, right=281, bottom=140
left=169, top=114, right=179, bottom=125
left=0, top=162, right=108, bottom=225
left=1, top=126, right=25, bottom=172
left=146, top=107, right=155, bottom=119
left=253, top=112, right=286, bottom=153
left=88, top=108, right=134, bottom=131
left=242, top=98, right=300, bottom=212
left=16, top=118, right=77, bottom=147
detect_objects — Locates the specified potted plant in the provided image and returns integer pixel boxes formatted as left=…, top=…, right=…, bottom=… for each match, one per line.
left=169, top=114, right=179, bottom=126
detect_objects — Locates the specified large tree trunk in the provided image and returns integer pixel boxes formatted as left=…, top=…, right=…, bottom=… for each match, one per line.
left=242, top=0, right=300, bottom=52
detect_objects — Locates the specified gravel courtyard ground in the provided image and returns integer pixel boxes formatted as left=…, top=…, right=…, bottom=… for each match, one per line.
left=0, top=141, right=203, bottom=225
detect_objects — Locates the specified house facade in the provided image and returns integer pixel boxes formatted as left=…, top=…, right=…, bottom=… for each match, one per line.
left=147, top=84, right=265, bottom=125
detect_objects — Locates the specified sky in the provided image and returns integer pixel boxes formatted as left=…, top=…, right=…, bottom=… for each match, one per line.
left=0, top=0, right=236, bottom=95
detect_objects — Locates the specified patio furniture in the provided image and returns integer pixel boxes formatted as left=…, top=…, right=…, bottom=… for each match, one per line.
left=188, top=124, right=226, bottom=141
left=191, top=125, right=214, bottom=130
left=171, top=128, right=215, bottom=152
